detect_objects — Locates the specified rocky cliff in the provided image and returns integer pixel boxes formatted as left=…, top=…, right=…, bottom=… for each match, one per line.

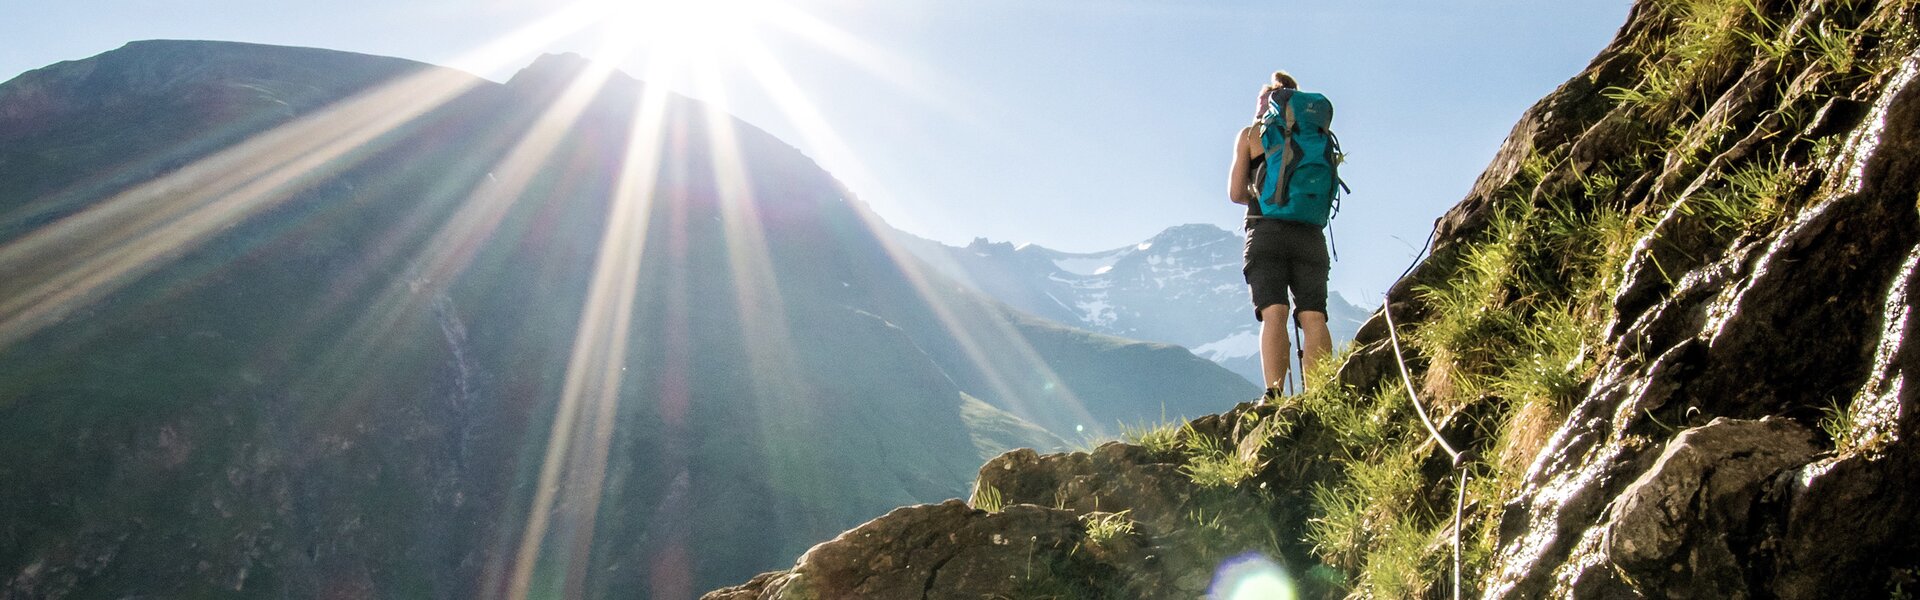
left=706, top=0, right=1920, bottom=597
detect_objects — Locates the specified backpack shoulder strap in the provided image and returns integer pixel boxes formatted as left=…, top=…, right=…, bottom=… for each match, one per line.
left=1260, top=88, right=1297, bottom=162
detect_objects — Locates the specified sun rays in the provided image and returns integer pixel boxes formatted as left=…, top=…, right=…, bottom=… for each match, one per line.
left=0, top=1, right=1130, bottom=596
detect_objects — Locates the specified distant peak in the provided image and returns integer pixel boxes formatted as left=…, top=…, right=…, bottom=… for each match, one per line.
left=506, top=52, right=635, bottom=90
left=527, top=52, right=594, bottom=71
left=1152, top=223, right=1232, bottom=240
left=966, top=237, right=1019, bottom=253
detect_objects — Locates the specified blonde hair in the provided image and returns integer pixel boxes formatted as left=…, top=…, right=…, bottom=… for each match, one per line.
left=1254, top=70, right=1299, bottom=120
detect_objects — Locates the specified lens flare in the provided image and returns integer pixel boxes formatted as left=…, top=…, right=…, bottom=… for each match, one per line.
left=1212, top=553, right=1298, bottom=600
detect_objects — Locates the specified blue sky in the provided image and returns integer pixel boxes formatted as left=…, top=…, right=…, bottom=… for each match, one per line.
left=1, top=0, right=1632, bottom=304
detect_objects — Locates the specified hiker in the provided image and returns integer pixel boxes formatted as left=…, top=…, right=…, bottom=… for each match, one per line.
left=1228, top=70, right=1340, bottom=399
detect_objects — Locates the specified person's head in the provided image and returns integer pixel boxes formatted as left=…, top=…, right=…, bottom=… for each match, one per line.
left=1255, top=70, right=1298, bottom=119
left=1267, top=70, right=1298, bottom=91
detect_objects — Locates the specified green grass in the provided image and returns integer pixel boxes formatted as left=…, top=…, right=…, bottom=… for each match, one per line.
left=1491, top=302, right=1592, bottom=410
left=1118, top=418, right=1184, bottom=458
left=1684, top=155, right=1793, bottom=240
left=1307, top=445, right=1423, bottom=568
left=1180, top=423, right=1264, bottom=488
left=1807, top=20, right=1859, bottom=74
left=971, top=483, right=1006, bottom=513
left=1817, top=398, right=1859, bottom=452
left=1607, top=0, right=1758, bottom=112
left=1734, top=0, right=1792, bottom=62
left=1181, top=505, right=1287, bottom=566
left=1814, top=396, right=1894, bottom=456
left=1284, top=149, right=1657, bottom=594
left=1079, top=510, right=1135, bottom=547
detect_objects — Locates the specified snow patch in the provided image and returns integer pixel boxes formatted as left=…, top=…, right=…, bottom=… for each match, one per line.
left=1077, top=297, right=1118, bottom=328
left=1192, top=329, right=1261, bottom=361
left=1054, top=254, right=1122, bottom=276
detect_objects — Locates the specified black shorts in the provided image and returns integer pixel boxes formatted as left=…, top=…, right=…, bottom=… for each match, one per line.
left=1243, top=218, right=1329, bottom=321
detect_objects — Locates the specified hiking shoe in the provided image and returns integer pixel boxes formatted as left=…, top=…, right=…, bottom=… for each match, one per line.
left=1259, top=386, right=1283, bottom=405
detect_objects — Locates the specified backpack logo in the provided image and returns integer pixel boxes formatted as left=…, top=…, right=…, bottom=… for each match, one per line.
left=1253, top=89, right=1348, bottom=226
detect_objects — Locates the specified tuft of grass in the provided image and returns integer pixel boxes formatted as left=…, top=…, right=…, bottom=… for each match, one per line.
left=1684, top=156, right=1793, bottom=237
left=1355, top=519, right=1443, bottom=600
left=1079, top=510, right=1134, bottom=547
left=971, top=483, right=1005, bottom=513
left=1119, top=418, right=1184, bottom=458
left=1491, top=302, right=1591, bottom=409
left=1182, top=507, right=1287, bottom=566
left=1412, top=205, right=1529, bottom=403
left=1610, top=0, right=1755, bottom=112
left=1307, top=445, right=1424, bottom=568
left=1180, top=424, right=1264, bottom=488
left=1806, top=20, right=1859, bottom=75
left=1733, top=0, right=1792, bottom=62
left=1818, top=398, right=1863, bottom=454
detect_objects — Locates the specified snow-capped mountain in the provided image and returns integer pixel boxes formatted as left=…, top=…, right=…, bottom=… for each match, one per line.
left=895, top=223, right=1372, bottom=386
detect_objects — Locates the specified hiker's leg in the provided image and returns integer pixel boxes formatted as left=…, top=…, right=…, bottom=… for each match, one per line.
left=1260, top=303, right=1292, bottom=390
left=1296, top=310, right=1333, bottom=386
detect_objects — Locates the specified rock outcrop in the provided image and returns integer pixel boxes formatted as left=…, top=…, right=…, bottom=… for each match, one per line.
left=705, top=403, right=1337, bottom=599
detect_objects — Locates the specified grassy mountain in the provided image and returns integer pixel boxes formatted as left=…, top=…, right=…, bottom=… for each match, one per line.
left=707, top=0, right=1920, bottom=597
left=0, top=40, right=1253, bottom=598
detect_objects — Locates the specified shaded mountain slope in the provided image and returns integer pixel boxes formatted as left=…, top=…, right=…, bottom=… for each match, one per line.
left=0, top=41, right=1252, bottom=599
left=706, top=0, right=1920, bottom=598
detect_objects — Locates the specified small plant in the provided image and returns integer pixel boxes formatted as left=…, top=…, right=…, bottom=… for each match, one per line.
left=1808, top=135, right=1844, bottom=167
left=1818, top=398, right=1861, bottom=453
left=971, top=483, right=1006, bottom=513
left=1079, top=510, right=1134, bottom=546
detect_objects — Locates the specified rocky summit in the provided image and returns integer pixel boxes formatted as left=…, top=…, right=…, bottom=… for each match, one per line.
left=707, top=0, right=1920, bottom=598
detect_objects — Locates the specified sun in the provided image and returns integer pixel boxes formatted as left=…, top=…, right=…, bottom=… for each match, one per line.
left=585, top=0, right=774, bottom=62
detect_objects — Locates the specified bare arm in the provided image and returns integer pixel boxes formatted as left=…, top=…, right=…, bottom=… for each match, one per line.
left=1228, top=126, right=1258, bottom=205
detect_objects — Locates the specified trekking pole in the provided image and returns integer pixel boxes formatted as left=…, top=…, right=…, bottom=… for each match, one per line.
left=1292, top=320, right=1305, bottom=395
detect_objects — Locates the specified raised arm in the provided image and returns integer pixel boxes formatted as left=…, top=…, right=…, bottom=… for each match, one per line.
left=1228, top=126, right=1258, bottom=205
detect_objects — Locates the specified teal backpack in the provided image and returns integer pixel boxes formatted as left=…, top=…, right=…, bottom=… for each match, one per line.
left=1250, top=89, right=1348, bottom=226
